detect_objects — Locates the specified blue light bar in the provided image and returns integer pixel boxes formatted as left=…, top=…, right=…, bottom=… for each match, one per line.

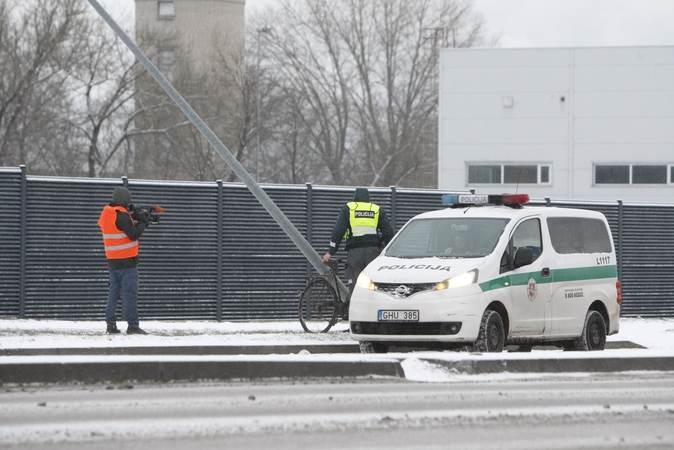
left=441, top=195, right=459, bottom=205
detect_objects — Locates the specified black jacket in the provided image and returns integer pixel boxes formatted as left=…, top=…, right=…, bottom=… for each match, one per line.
left=327, top=188, right=395, bottom=256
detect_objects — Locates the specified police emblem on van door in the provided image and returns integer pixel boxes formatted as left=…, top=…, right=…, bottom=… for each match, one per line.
left=527, top=277, right=537, bottom=301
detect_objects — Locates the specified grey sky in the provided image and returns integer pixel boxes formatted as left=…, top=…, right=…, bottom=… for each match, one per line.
left=473, top=0, right=674, bottom=48
left=102, top=0, right=674, bottom=49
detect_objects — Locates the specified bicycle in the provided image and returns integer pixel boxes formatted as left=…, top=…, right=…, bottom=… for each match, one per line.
left=298, top=258, right=349, bottom=333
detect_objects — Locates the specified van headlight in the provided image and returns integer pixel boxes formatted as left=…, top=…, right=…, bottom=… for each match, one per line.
left=356, top=273, right=375, bottom=291
left=435, top=269, right=479, bottom=290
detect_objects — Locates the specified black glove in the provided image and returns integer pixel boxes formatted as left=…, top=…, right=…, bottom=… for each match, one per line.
left=136, top=208, right=151, bottom=225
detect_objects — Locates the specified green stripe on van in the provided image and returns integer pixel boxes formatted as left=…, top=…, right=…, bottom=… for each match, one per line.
left=478, top=265, right=617, bottom=292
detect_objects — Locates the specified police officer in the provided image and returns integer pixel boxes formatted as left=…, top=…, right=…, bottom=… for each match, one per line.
left=98, top=186, right=151, bottom=335
left=445, top=233, right=470, bottom=255
left=323, top=188, right=395, bottom=306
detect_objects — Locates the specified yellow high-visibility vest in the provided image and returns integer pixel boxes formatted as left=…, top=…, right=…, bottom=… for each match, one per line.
left=345, top=202, right=380, bottom=239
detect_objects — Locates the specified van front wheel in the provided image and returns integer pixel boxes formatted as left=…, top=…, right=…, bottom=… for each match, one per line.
left=473, top=310, right=505, bottom=353
left=574, top=310, right=607, bottom=351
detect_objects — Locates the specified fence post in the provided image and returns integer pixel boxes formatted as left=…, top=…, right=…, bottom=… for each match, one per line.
left=545, top=197, right=551, bottom=207
left=217, top=180, right=223, bottom=321
left=120, top=175, right=128, bottom=321
left=390, top=185, right=397, bottom=229
left=306, top=183, right=313, bottom=278
left=19, top=165, right=26, bottom=318
left=617, top=199, right=623, bottom=282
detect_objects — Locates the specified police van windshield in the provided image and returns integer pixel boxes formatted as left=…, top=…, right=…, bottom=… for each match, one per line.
left=385, top=218, right=510, bottom=258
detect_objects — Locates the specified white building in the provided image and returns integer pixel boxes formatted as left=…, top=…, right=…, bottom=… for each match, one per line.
left=438, top=46, right=674, bottom=203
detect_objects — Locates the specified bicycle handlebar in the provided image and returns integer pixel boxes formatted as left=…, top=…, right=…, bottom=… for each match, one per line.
left=324, top=258, right=341, bottom=274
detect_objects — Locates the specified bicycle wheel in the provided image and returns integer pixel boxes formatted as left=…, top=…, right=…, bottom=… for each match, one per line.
left=299, top=278, right=338, bottom=333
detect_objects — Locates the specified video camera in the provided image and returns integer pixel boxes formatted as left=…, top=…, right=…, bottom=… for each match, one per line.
left=129, top=204, right=166, bottom=224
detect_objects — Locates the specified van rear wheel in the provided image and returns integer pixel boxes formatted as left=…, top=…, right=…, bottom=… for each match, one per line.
left=574, top=310, right=607, bottom=351
left=473, top=309, right=505, bottom=353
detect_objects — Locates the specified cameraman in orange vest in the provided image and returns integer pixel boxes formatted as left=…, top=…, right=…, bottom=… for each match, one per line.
left=98, top=186, right=151, bottom=335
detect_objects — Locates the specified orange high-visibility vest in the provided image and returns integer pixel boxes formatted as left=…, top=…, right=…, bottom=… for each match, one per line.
left=98, top=205, right=138, bottom=259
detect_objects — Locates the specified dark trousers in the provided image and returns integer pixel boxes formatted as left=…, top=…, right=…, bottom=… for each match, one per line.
left=106, top=267, right=140, bottom=328
left=346, top=246, right=381, bottom=299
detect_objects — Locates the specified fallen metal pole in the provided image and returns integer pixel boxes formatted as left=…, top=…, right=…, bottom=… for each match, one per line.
left=86, top=0, right=348, bottom=297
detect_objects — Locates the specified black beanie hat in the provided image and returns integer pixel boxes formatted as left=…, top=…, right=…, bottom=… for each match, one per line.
left=353, top=188, right=370, bottom=202
left=112, top=186, right=131, bottom=208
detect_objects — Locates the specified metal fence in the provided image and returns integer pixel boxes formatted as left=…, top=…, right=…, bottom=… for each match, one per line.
left=1, top=166, right=673, bottom=321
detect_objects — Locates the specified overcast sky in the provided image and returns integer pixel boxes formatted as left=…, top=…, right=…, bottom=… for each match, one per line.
left=98, top=0, right=674, bottom=49
left=471, top=0, right=674, bottom=48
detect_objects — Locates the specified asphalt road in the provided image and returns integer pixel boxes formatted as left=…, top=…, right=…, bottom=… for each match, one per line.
left=2, top=373, right=674, bottom=449
left=2, top=334, right=674, bottom=449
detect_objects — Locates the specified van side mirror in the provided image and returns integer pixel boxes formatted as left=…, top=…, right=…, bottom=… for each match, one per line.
left=513, top=247, right=534, bottom=269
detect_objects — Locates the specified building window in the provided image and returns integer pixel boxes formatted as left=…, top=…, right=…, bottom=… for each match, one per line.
left=632, top=165, right=667, bottom=184
left=468, top=164, right=551, bottom=185
left=504, top=165, right=537, bottom=184
left=468, top=165, right=500, bottom=184
left=158, top=1, right=175, bottom=18
left=594, top=164, right=670, bottom=185
left=158, top=48, right=175, bottom=82
left=595, top=165, right=629, bottom=184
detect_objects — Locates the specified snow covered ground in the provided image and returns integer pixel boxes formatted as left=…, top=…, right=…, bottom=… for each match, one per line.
left=1, top=317, right=674, bottom=383
left=0, top=316, right=673, bottom=351
left=2, top=317, right=674, bottom=447
left=0, top=318, right=353, bottom=349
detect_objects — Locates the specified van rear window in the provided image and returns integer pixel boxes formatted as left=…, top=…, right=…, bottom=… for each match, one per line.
left=547, top=217, right=612, bottom=254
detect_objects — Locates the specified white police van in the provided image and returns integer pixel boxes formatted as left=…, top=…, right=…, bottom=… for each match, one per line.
left=349, top=194, right=621, bottom=353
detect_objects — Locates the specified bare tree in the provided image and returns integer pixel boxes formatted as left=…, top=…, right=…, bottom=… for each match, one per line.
left=0, top=0, right=87, bottom=170
left=204, top=34, right=254, bottom=183
left=0, top=0, right=152, bottom=178
left=130, top=26, right=205, bottom=181
left=262, top=0, right=356, bottom=185
left=130, top=25, right=252, bottom=182
left=65, top=11, right=145, bottom=178
left=255, top=0, right=487, bottom=187
left=351, top=0, right=487, bottom=187
left=1, top=0, right=486, bottom=187
left=266, top=85, right=322, bottom=184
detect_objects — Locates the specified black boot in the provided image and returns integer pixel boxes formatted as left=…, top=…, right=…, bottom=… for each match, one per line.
left=106, top=323, right=121, bottom=334
left=127, top=326, right=148, bottom=335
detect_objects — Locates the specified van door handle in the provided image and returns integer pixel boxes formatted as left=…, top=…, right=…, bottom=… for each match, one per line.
left=541, top=268, right=550, bottom=278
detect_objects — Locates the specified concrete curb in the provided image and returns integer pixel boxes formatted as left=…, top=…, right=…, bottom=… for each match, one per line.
left=0, top=359, right=403, bottom=384
left=0, top=340, right=642, bottom=357
left=2, top=355, right=674, bottom=385
left=0, top=341, right=668, bottom=385
left=428, top=355, right=674, bottom=374
left=0, top=344, right=360, bottom=357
